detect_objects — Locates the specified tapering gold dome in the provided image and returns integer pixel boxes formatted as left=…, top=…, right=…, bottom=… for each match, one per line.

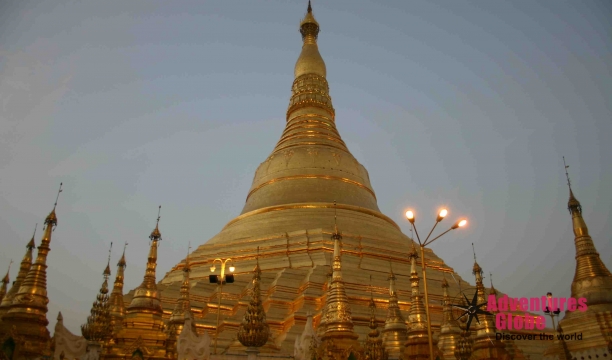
left=151, top=4, right=550, bottom=358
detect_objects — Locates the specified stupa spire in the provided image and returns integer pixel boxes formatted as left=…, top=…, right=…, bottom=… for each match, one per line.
left=239, top=2, right=382, bottom=217
left=109, top=242, right=127, bottom=333
left=382, top=262, right=407, bottom=359
left=81, top=243, right=113, bottom=343
left=170, top=242, right=194, bottom=334
left=562, top=157, right=612, bottom=303
left=237, top=246, right=270, bottom=348
left=0, top=261, right=11, bottom=304
left=319, top=202, right=359, bottom=358
left=0, top=183, right=63, bottom=358
left=407, top=242, right=426, bottom=327
left=127, top=206, right=163, bottom=314
left=0, top=226, right=36, bottom=313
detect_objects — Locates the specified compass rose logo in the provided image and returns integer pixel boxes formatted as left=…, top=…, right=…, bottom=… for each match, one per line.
left=450, top=289, right=492, bottom=332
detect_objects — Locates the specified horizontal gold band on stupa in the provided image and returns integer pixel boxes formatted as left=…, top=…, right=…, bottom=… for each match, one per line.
left=287, top=113, right=335, bottom=124
left=273, top=142, right=350, bottom=154
left=223, top=202, right=399, bottom=230
left=275, top=133, right=347, bottom=147
left=246, top=175, right=376, bottom=200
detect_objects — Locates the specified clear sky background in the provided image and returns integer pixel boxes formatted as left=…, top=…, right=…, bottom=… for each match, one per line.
left=1, top=0, right=610, bottom=334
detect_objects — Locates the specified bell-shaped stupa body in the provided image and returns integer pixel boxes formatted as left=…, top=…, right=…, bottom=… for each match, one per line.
left=150, top=4, right=551, bottom=359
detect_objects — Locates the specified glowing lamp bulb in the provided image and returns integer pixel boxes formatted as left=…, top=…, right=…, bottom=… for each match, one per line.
left=439, top=209, right=448, bottom=218
left=210, top=266, right=216, bottom=273
left=405, top=211, right=414, bottom=220
left=458, top=219, right=467, bottom=227
left=229, top=266, right=235, bottom=273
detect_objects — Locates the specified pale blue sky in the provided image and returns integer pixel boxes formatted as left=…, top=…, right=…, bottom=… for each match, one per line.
left=1, top=0, right=610, bottom=333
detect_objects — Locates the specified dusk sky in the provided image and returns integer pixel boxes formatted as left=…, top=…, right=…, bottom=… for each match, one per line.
left=1, top=0, right=610, bottom=333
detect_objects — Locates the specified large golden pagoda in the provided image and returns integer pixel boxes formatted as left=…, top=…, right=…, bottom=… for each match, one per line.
left=148, top=2, right=552, bottom=359
left=543, top=163, right=612, bottom=358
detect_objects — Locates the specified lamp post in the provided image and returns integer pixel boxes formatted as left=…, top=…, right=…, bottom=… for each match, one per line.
left=405, top=208, right=467, bottom=360
left=544, top=292, right=561, bottom=331
left=210, top=258, right=236, bottom=354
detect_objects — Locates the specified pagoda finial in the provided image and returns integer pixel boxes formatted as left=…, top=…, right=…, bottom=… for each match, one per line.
left=0, top=260, right=11, bottom=303
left=563, top=156, right=572, bottom=190
left=118, top=242, right=127, bottom=267
left=104, top=242, right=113, bottom=277
left=308, top=0, right=312, bottom=13
left=45, top=182, right=62, bottom=230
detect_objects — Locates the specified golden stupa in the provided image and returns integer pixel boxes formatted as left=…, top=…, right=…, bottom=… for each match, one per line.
left=139, top=3, right=552, bottom=359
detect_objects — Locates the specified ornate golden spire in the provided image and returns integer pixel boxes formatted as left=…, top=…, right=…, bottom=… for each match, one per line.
left=404, top=241, right=441, bottom=358
left=365, top=276, right=387, bottom=360
left=0, top=261, right=11, bottom=304
left=319, top=202, right=359, bottom=359
left=562, top=157, right=612, bottom=302
left=127, top=206, right=163, bottom=314
left=108, top=242, right=127, bottom=333
left=81, top=242, right=113, bottom=342
left=322, top=203, right=356, bottom=337
left=407, top=242, right=426, bottom=328
left=237, top=247, right=270, bottom=348
left=1, top=183, right=62, bottom=358
left=0, top=225, right=36, bottom=313
left=382, top=262, right=407, bottom=358
left=169, top=242, right=194, bottom=334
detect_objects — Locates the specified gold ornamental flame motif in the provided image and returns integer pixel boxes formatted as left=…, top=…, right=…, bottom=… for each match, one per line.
left=237, top=256, right=270, bottom=348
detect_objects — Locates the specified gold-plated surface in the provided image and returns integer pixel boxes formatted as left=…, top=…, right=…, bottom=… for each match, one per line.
left=146, top=3, right=550, bottom=359
left=237, top=254, right=270, bottom=348
left=381, top=266, right=407, bottom=359
left=0, top=183, right=62, bottom=359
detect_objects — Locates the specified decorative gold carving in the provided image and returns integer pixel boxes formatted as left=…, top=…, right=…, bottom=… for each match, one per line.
left=237, top=250, right=270, bottom=348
